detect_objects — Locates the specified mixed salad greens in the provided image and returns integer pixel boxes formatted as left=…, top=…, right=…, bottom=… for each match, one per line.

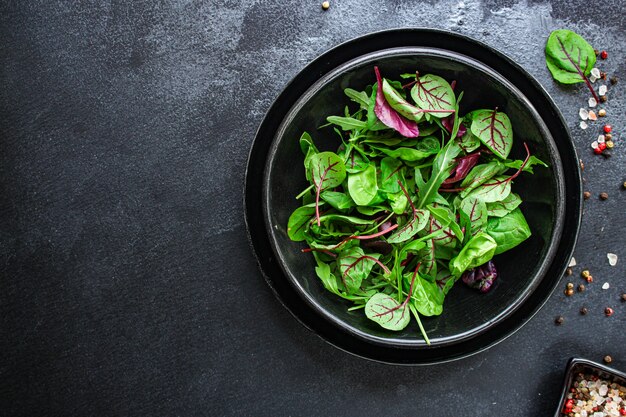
left=286, top=67, right=547, bottom=343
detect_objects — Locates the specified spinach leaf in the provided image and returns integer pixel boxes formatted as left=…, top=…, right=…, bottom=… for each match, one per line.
left=469, top=109, right=513, bottom=159
left=347, top=162, right=378, bottom=206
left=486, top=207, right=531, bottom=255
left=309, top=152, right=347, bottom=225
left=287, top=203, right=318, bottom=241
left=320, top=191, right=356, bottom=212
left=405, top=272, right=444, bottom=316
left=449, top=232, right=497, bottom=277
left=380, top=157, right=404, bottom=193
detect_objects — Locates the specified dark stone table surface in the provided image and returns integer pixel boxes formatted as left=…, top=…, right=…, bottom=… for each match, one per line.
left=1, top=1, right=624, bottom=416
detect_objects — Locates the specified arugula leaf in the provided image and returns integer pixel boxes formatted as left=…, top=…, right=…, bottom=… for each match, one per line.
left=344, top=88, right=370, bottom=109
left=327, top=116, right=368, bottom=131
left=417, top=139, right=462, bottom=208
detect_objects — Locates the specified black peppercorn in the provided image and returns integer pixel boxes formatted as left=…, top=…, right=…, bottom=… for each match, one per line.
left=580, top=307, right=588, bottom=315
left=555, top=316, right=564, bottom=325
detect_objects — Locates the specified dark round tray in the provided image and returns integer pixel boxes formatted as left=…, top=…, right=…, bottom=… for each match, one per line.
left=244, top=28, right=582, bottom=365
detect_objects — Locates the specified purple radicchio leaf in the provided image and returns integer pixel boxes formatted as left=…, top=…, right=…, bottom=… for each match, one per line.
left=442, top=114, right=467, bottom=137
left=461, top=260, right=498, bottom=293
left=374, top=67, right=420, bottom=138
left=442, top=152, right=481, bottom=186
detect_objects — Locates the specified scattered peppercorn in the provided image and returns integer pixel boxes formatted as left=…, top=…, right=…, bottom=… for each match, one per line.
left=621, top=293, right=626, bottom=301
left=623, top=181, right=626, bottom=190
left=586, top=275, right=594, bottom=283
left=607, top=140, right=614, bottom=149
left=610, top=76, right=618, bottom=85
left=578, top=284, right=585, bottom=292
left=600, top=50, right=608, bottom=59
left=604, top=355, right=613, bottom=364
left=555, top=315, right=564, bottom=325
left=583, top=191, right=591, bottom=200
left=605, top=307, right=614, bottom=317
left=600, top=192, right=609, bottom=200
left=600, top=95, right=607, bottom=103
left=601, top=151, right=612, bottom=159
left=565, top=288, right=574, bottom=296
left=566, top=267, right=573, bottom=276
left=566, top=282, right=574, bottom=290
left=605, top=133, right=612, bottom=140
left=600, top=71, right=607, bottom=80
left=321, top=1, right=330, bottom=9
left=604, top=125, right=612, bottom=133
left=580, top=159, right=585, bottom=170
left=594, top=49, right=600, bottom=56
left=580, top=307, right=588, bottom=315
left=581, top=270, right=590, bottom=279
left=598, top=109, right=607, bottom=117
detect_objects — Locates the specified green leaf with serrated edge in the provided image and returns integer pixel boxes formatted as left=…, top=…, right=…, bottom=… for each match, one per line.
left=449, top=232, right=497, bottom=277
left=464, top=175, right=512, bottom=203
left=365, top=293, right=411, bottom=331
left=486, top=193, right=522, bottom=217
left=410, top=74, right=455, bottom=118
left=347, top=162, right=378, bottom=206
left=486, top=207, right=531, bottom=255
left=459, top=197, right=488, bottom=234
left=344, top=88, right=370, bottom=109
left=417, top=140, right=462, bottom=209
left=460, top=162, right=503, bottom=197
left=470, top=109, right=513, bottom=159
left=503, top=155, right=548, bottom=174
left=545, top=29, right=596, bottom=85
left=337, top=247, right=381, bottom=294
left=327, top=116, right=368, bottom=131
left=381, top=79, right=424, bottom=122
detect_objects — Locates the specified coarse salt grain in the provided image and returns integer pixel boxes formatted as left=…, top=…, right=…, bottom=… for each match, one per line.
left=580, top=108, right=590, bottom=120
left=592, top=141, right=599, bottom=149
left=607, top=253, right=618, bottom=266
left=591, top=68, right=601, bottom=78
left=589, top=97, right=598, bottom=108
left=598, top=135, right=606, bottom=143
left=581, top=121, right=589, bottom=130
left=599, top=85, right=608, bottom=95
left=589, top=110, right=598, bottom=121
left=569, top=257, right=577, bottom=267
left=602, top=282, right=610, bottom=290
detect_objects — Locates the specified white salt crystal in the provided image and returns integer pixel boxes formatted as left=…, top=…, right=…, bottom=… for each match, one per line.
left=582, top=411, right=588, bottom=417
left=569, top=257, right=577, bottom=267
left=598, top=135, right=606, bottom=143
left=592, top=141, right=599, bottom=150
left=607, top=253, right=617, bottom=266
left=581, top=121, right=588, bottom=129
left=589, top=97, right=598, bottom=108
left=594, top=412, right=604, bottom=417
left=591, top=68, right=601, bottom=78
left=590, top=75, right=598, bottom=83
left=589, top=110, right=598, bottom=120
left=602, top=282, right=610, bottom=290
left=599, top=85, right=608, bottom=95
left=580, top=108, right=590, bottom=120
left=600, top=385, right=609, bottom=396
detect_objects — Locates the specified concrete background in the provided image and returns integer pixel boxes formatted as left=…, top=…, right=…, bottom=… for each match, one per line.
left=1, top=1, right=624, bottom=415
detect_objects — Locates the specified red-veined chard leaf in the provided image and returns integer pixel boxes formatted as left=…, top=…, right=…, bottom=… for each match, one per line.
left=470, top=109, right=513, bottom=159
left=545, top=29, right=599, bottom=102
left=347, top=162, right=378, bottom=206
left=410, top=74, right=456, bottom=118
left=486, top=207, right=531, bottom=255
left=309, top=152, right=347, bottom=225
left=486, top=192, right=522, bottom=217
left=338, top=247, right=387, bottom=294
left=464, top=175, right=512, bottom=203
left=459, top=196, right=488, bottom=234
left=364, top=292, right=411, bottom=331
left=442, top=152, right=481, bottom=185
left=436, top=268, right=456, bottom=296
left=417, top=139, right=462, bottom=209
left=320, top=191, right=355, bottom=212
left=449, top=232, right=497, bottom=277
left=459, top=162, right=503, bottom=197
left=344, top=145, right=370, bottom=173
left=387, top=181, right=429, bottom=244
left=374, top=67, right=420, bottom=137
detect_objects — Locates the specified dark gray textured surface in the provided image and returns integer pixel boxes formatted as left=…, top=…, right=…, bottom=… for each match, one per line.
left=1, top=1, right=624, bottom=416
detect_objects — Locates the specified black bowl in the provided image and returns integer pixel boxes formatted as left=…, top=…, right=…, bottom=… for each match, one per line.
left=245, top=29, right=582, bottom=364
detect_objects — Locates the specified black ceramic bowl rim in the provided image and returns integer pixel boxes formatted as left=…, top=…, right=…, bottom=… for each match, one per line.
left=264, top=46, right=565, bottom=349
left=244, top=28, right=582, bottom=364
